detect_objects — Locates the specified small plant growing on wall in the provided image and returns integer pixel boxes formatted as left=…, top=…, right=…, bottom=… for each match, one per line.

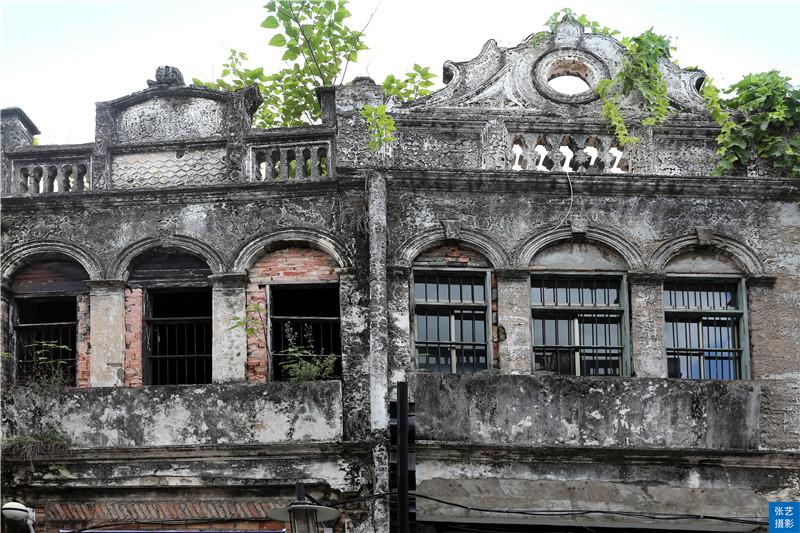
left=229, top=303, right=339, bottom=382
left=1, top=346, right=72, bottom=462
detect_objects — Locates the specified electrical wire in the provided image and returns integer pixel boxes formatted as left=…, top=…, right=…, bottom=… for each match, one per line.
left=410, top=492, right=767, bottom=526
left=59, top=489, right=768, bottom=532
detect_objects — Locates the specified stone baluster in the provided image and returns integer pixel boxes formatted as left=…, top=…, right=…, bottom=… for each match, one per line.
left=548, top=135, right=565, bottom=172
left=42, top=167, right=54, bottom=193
left=279, top=148, right=288, bottom=180
left=28, top=166, right=40, bottom=196
left=58, top=165, right=71, bottom=193
left=309, top=146, right=320, bottom=178
left=296, top=146, right=306, bottom=177
left=16, top=167, right=29, bottom=194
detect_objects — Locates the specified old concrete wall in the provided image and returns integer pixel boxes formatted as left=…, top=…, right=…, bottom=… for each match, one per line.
left=2, top=381, right=343, bottom=448
left=411, top=373, right=760, bottom=450
left=415, top=444, right=799, bottom=529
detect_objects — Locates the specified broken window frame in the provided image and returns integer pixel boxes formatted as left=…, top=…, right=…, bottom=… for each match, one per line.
left=530, top=273, right=631, bottom=377
left=143, top=288, right=213, bottom=386
left=412, top=269, right=493, bottom=374
left=267, top=282, right=343, bottom=381
left=663, top=276, right=750, bottom=381
left=13, top=295, right=79, bottom=386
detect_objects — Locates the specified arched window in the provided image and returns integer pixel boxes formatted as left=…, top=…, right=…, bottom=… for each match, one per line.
left=663, top=250, right=748, bottom=380
left=530, top=241, right=630, bottom=376
left=128, top=249, right=212, bottom=385
left=10, top=259, right=89, bottom=386
left=412, top=243, right=493, bottom=374
left=246, top=244, right=341, bottom=382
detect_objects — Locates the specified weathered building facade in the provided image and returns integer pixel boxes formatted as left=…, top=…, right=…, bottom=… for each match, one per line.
left=2, top=19, right=799, bottom=533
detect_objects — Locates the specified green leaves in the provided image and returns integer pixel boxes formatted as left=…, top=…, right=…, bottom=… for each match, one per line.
left=359, top=64, right=438, bottom=153
left=361, top=104, right=396, bottom=152
left=382, top=64, right=436, bottom=102
left=261, top=15, right=279, bottom=28
left=268, top=33, right=287, bottom=46
left=704, top=71, right=800, bottom=177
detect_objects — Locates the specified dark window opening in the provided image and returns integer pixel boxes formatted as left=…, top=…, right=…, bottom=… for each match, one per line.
left=270, top=285, right=342, bottom=380
left=414, top=272, right=490, bottom=374
left=664, top=280, right=743, bottom=380
left=146, top=289, right=212, bottom=385
left=15, top=297, right=77, bottom=386
left=531, top=277, right=625, bottom=376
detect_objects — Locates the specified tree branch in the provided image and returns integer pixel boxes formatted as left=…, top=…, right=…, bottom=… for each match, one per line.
left=286, top=1, right=327, bottom=85
left=336, top=0, right=381, bottom=86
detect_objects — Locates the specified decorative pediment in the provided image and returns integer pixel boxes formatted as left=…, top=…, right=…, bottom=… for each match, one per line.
left=409, top=18, right=706, bottom=115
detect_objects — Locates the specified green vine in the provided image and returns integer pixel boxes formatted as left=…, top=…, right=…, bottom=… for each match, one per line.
left=702, top=71, right=800, bottom=176
left=596, top=29, right=672, bottom=146
left=542, top=11, right=671, bottom=147
left=362, top=64, right=436, bottom=153
left=543, top=9, right=799, bottom=177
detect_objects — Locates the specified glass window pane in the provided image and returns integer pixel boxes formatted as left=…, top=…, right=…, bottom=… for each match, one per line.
left=473, top=279, right=485, bottom=303
left=556, top=281, right=568, bottom=306
left=531, top=283, right=542, bottom=305
left=414, top=278, right=426, bottom=301
left=438, top=278, right=449, bottom=302
left=450, top=279, right=461, bottom=302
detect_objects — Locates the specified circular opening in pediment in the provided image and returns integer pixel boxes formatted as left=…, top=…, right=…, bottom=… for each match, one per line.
left=533, top=50, right=609, bottom=104
left=548, top=75, right=591, bottom=95
left=546, top=58, right=594, bottom=95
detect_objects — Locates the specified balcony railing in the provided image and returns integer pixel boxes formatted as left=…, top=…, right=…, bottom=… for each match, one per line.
left=508, top=132, right=628, bottom=174
left=9, top=158, right=91, bottom=196
left=251, top=141, right=332, bottom=181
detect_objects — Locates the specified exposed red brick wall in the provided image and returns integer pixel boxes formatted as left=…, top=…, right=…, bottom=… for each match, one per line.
left=44, top=501, right=287, bottom=533
left=245, top=283, right=269, bottom=383
left=76, top=294, right=91, bottom=388
left=245, top=247, right=339, bottom=383
left=414, top=243, right=491, bottom=268
left=123, top=288, right=144, bottom=387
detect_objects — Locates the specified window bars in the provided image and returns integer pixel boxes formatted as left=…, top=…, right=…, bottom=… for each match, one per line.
left=413, top=272, right=490, bottom=374
left=530, top=277, right=625, bottom=376
left=663, top=280, right=743, bottom=380
left=15, top=297, right=78, bottom=386
left=146, top=290, right=212, bottom=385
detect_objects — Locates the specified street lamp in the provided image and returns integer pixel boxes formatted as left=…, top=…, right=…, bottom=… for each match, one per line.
left=1, top=501, right=36, bottom=533
left=266, top=483, right=339, bottom=533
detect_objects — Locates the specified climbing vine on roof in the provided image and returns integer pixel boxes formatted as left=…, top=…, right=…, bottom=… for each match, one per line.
left=546, top=8, right=800, bottom=177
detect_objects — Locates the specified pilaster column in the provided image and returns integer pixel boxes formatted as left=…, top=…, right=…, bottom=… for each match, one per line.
left=87, top=280, right=127, bottom=387
left=387, top=266, right=413, bottom=378
left=368, top=172, right=389, bottom=431
left=496, top=269, right=533, bottom=374
left=209, top=273, right=248, bottom=383
left=338, top=269, right=370, bottom=439
left=629, top=273, right=666, bottom=377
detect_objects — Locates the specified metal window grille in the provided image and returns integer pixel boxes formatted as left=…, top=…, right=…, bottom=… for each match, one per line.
left=413, top=272, right=490, bottom=374
left=14, top=297, right=78, bottom=386
left=146, top=290, right=212, bottom=385
left=531, top=277, right=624, bottom=376
left=663, top=280, right=742, bottom=380
left=271, top=316, right=343, bottom=379
left=270, top=285, right=342, bottom=380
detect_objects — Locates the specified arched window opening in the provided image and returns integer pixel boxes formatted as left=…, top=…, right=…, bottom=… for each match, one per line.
left=663, top=250, right=748, bottom=381
left=128, top=249, right=212, bottom=386
left=412, top=243, right=494, bottom=374
left=530, top=241, right=630, bottom=377
left=10, top=259, right=90, bottom=386
left=247, top=245, right=342, bottom=382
